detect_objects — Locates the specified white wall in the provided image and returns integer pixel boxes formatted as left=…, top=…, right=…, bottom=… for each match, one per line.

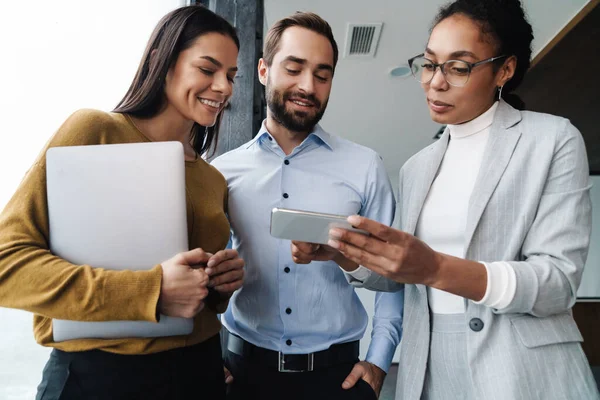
left=578, top=175, right=600, bottom=299
left=0, top=0, right=186, bottom=209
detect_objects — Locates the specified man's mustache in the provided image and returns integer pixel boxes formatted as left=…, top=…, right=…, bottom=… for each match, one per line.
left=283, top=92, right=321, bottom=109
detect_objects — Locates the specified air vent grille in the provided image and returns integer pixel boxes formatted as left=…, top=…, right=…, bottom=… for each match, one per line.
left=344, top=23, right=383, bottom=58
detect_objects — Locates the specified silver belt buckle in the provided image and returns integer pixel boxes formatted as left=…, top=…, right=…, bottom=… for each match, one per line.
left=278, top=352, right=314, bottom=372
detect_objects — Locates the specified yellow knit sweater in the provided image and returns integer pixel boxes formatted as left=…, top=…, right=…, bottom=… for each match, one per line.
left=0, top=109, right=230, bottom=354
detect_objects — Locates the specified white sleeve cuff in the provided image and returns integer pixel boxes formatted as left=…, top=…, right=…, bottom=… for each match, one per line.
left=340, top=265, right=371, bottom=282
left=473, top=261, right=517, bottom=310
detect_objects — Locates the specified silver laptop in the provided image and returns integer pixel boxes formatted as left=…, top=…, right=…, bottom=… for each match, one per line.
left=46, top=141, right=193, bottom=341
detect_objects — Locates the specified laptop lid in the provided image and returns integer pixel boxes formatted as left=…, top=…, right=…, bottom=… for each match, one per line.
left=46, top=141, right=192, bottom=341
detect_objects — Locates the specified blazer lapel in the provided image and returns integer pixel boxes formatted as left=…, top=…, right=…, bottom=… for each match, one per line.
left=464, top=100, right=522, bottom=253
left=405, top=129, right=449, bottom=296
left=405, top=129, right=449, bottom=235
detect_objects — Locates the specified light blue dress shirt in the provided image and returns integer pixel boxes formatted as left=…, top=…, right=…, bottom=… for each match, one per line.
left=211, top=122, right=402, bottom=371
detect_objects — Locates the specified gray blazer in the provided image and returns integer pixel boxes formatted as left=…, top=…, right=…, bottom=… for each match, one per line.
left=356, top=100, right=599, bottom=399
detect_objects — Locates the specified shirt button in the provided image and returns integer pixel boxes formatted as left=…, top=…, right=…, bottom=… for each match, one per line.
left=284, top=160, right=290, bottom=165
left=268, top=136, right=273, bottom=141
left=283, top=193, right=289, bottom=199
left=284, top=267, right=290, bottom=273
left=469, top=318, right=484, bottom=332
left=286, top=339, right=292, bottom=346
left=285, top=308, right=292, bottom=314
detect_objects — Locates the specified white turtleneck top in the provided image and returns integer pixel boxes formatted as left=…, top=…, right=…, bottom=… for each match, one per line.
left=415, top=101, right=516, bottom=313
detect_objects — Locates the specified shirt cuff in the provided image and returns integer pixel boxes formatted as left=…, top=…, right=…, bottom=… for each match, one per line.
left=473, top=261, right=517, bottom=310
left=340, top=265, right=371, bottom=282
left=365, top=335, right=396, bottom=373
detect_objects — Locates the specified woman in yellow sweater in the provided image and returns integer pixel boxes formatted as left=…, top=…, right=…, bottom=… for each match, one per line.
left=0, top=5, right=243, bottom=399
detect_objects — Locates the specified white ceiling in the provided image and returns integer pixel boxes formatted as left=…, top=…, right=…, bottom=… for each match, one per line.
left=264, top=0, right=590, bottom=192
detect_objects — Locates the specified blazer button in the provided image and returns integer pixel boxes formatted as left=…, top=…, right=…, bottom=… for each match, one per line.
left=469, top=318, right=484, bottom=332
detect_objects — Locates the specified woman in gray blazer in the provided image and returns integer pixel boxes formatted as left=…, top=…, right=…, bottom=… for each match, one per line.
left=321, top=0, right=600, bottom=398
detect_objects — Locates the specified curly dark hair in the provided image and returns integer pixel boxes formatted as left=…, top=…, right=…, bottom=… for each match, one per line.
left=432, top=0, right=534, bottom=109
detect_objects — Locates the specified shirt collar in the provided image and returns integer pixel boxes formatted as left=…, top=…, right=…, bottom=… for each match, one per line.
left=246, top=120, right=334, bottom=151
left=448, top=101, right=499, bottom=139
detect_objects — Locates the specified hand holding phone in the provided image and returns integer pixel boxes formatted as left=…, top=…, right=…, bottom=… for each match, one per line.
left=290, top=241, right=339, bottom=264
left=270, top=208, right=368, bottom=245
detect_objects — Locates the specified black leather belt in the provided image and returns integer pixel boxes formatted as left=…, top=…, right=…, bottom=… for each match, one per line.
left=226, top=332, right=359, bottom=373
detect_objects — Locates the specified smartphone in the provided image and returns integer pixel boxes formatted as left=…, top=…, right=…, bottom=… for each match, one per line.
left=270, top=207, right=368, bottom=245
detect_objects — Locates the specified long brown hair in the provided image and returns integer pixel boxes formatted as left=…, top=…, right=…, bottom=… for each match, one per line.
left=114, top=5, right=239, bottom=156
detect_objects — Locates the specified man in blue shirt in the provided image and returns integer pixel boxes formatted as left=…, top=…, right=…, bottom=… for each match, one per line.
left=211, top=11, right=403, bottom=400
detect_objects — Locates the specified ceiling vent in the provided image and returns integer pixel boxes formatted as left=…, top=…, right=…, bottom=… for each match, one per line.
left=343, top=23, right=383, bottom=58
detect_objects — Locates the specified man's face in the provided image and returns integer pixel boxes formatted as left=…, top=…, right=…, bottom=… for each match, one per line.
left=259, top=27, right=334, bottom=133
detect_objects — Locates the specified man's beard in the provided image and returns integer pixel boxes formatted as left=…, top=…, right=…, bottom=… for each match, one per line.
left=265, top=83, right=328, bottom=133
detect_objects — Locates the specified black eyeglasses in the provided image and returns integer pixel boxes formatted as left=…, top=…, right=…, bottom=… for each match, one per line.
left=407, top=54, right=507, bottom=87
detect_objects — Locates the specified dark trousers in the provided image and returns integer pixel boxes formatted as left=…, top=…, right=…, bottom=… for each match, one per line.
left=224, top=349, right=378, bottom=400
left=36, top=334, right=225, bottom=400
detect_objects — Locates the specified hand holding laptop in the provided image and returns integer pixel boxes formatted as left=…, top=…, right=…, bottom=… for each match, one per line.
left=205, top=249, right=245, bottom=297
left=159, top=248, right=212, bottom=319
left=159, top=248, right=245, bottom=318
left=48, top=141, right=196, bottom=340
left=47, top=142, right=245, bottom=340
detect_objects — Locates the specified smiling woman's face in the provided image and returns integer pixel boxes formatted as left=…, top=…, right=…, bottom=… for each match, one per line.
left=164, top=32, right=239, bottom=127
